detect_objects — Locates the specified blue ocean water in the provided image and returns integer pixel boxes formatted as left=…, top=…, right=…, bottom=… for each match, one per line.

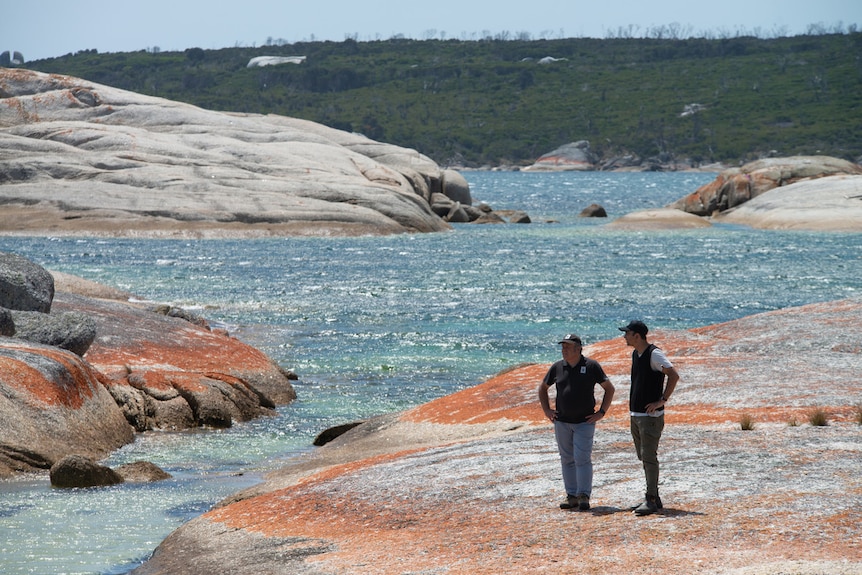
left=1, top=171, right=860, bottom=574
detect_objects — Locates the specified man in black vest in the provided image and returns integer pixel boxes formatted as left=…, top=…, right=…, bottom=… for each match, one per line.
left=538, top=334, right=615, bottom=511
left=619, top=320, right=680, bottom=516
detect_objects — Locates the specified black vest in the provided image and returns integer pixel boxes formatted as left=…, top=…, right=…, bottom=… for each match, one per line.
left=629, top=344, right=666, bottom=413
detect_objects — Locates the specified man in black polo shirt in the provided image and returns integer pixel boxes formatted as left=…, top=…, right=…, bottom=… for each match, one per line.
left=538, top=334, right=615, bottom=511
left=619, top=320, right=680, bottom=516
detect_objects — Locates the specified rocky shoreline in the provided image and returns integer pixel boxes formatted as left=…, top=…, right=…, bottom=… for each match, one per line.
left=4, top=70, right=862, bottom=238
left=3, top=64, right=862, bottom=575
left=2, top=249, right=860, bottom=572
left=0, top=252, right=297, bottom=478
left=130, top=297, right=862, bottom=575
left=3, top=254, right=860, bottom=572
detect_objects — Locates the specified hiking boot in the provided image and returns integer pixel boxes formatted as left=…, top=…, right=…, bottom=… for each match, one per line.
left=630, top=493, right=663, bottom=510
left=577, top=494, right=590, bottom=511
left=633, top=494, right=659, bottom=516
left=560, top=495, right=578, bottom=510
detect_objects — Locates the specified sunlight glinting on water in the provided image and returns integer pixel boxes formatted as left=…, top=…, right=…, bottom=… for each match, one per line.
left=1, top=171, right=860, bottom=574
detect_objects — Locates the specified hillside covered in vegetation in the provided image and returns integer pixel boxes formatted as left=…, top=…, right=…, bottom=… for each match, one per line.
left=19, top=32, right=862, bottom=168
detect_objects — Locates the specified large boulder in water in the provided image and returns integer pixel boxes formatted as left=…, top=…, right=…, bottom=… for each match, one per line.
left=0, top=341, right=135, bottom=477
left=50, top=454, right=124, bottom=488
left=524, top=140, right=597, bottom=171
left=0, top=68, right=455, bottom=237
left=441, top=169, right=472, bottom=205
left=670, top=155, right=862, bottom=216
left=713, top=174, right=862, bottom=231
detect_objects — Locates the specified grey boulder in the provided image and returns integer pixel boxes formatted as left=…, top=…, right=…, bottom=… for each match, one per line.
left=524, top=140, right=597, bottom=171
left=10, top=309, right=97, bottom=356
left=49, top=454, right=124, bottom=488
left=115, top=460, right=172, bottom=482
left=0, top=251, right=55, bottom=313
left=579, top=203, right=607, bottom=217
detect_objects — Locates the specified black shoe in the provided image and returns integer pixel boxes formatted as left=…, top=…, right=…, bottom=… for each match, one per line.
left=634, top=494, right=659, bottom=516
left=577, top=495, right=590, bottom=511
left=560, top=495, right=578, bottom=510
left=630, top=493, right=663, bottom=510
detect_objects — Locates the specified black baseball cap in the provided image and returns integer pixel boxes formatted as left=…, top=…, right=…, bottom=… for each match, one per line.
left=618, top=320, right=648, bottom=336
left=558, top=334, right=583, bottom=345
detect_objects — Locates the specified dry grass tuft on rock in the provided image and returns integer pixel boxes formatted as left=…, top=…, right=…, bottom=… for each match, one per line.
left=808, top=407, right=829, bottom=427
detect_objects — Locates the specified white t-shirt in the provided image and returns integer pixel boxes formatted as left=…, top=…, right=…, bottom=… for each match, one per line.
left=648, top=347, right=673, bottom=371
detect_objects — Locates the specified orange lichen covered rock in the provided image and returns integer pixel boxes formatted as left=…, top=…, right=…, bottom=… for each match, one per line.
left=670, top=155, right=862, bottom=216
left=401, top=363, right=548, bottom=426
left=0, top=267, right=297, bottom=475
left=54, top=292, right=296, bottom=403
left=50, top=291, right=295, bottom=431
left=0, top=340, right=134, bottom=476
left=132, top=298, right=862, bottom=575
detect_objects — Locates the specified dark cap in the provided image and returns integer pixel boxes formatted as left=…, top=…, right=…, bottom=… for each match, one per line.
left=618, top=320, right=648, bottom=336
left=558, top=334, right=583, bottom=345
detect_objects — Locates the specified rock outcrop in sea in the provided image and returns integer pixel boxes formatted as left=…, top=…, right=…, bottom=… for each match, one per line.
left=710, top=173, right=862, bottom=231
left=611, top=156, right=862, bottom=231
left=129, top=297, right=862, bottom=575
left=671, top=156, right=862, bottom=216
left=523, top=140, right=597, bottom=171
left=0, top=252, right=297, bottom=477
left=49, top=454, right=172, bottom=488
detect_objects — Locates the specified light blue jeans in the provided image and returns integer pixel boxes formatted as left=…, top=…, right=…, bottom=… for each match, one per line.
left=554, top=420, right=596, bottom=497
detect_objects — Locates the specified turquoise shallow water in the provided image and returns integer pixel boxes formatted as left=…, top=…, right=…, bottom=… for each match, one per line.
left=1, top=171, right=861, bottom=574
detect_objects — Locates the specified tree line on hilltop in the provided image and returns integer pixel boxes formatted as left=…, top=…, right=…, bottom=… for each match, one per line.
left=17, top=30, right=862, bottom=168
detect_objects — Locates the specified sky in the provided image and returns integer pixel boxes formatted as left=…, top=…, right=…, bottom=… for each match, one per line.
left=3, top=0, right=860, bottom=62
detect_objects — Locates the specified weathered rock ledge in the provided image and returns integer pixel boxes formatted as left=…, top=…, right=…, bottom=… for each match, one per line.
left=0, top=68, right=526, bottom=237
left=612, top=156, right=862, bottom=231
left=0, top=254, right=297, bottom=477
left=713, top=174, right=862, bottom=231
left=672, top=156, right=862, bottom=216
left=132, top=298, right=862, bottom=575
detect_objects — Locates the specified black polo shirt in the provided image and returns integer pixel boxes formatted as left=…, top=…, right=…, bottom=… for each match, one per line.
left=542, top=356, right=609, bottom=423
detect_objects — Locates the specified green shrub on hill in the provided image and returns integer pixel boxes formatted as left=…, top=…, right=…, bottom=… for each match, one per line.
left=24, top=33, right=862, bottom=167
